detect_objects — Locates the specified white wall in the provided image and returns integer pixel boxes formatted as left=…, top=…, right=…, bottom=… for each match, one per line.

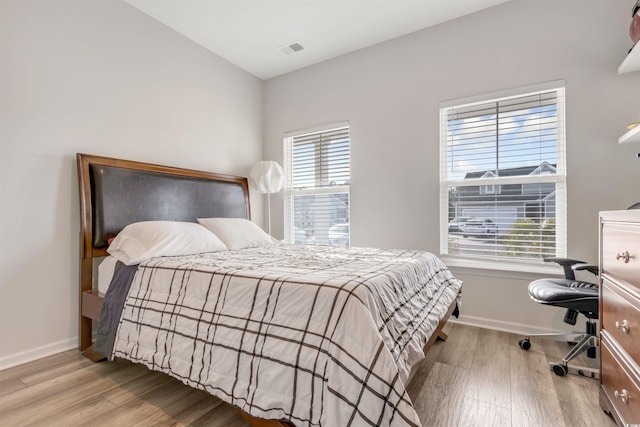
left=264, top=0, right=640, bottom=333
left=0, top=1, right=263, bottom=367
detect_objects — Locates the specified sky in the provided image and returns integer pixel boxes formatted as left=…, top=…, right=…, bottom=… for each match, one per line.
left=445, top=90, right=560, bottom=181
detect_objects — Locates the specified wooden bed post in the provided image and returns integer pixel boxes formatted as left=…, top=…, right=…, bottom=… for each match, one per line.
left=77, top=153, right=93, bottom=353
left=78, top=255, right=93, bottom=351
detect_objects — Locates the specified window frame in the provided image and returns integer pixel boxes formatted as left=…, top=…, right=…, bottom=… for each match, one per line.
left=439, top=80, right=567, bottom=271
left=283, top=121, right=351, bottom=247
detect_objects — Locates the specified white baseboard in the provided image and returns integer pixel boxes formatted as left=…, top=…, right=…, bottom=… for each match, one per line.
left=449, top=314, right=567, bottom=336
left=0, top=337, right=77, bottom=371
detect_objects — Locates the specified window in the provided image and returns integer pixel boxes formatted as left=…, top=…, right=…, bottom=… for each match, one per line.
left=483, top=185, right=496, bottom=195
left=440, top=81, right=566, bottom=265
left=284, top=122, right=350, bottom=247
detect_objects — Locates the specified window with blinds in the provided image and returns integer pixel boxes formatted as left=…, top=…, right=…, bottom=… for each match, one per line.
left=439, top=82, right=566, bottom=264
left=284, top=122, right=350, bottom=247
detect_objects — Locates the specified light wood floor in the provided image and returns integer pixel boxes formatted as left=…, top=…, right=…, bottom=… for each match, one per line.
left=0, top=323, right=615, bottom=427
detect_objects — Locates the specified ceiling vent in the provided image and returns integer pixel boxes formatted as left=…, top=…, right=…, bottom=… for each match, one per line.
left=280, top=42, right=305, bottom=56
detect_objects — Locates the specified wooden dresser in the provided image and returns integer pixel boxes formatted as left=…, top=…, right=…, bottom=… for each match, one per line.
left=599, top=210, right=640, bottom=425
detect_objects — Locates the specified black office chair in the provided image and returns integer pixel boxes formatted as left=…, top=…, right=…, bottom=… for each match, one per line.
left=518, top=258, right=599, bottom=378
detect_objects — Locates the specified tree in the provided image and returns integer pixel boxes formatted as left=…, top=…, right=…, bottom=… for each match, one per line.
left=503, top=218, right=556, bottom=258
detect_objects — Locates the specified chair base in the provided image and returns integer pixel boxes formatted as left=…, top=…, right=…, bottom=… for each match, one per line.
left=548, top=361, right=599, bottom=379
left=519, top=326, right=599, bottom=378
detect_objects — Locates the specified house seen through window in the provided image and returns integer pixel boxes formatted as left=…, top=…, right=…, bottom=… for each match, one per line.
left=440, top=81, right=566, bottom=264
left=284, top=122, right=350, bottom=247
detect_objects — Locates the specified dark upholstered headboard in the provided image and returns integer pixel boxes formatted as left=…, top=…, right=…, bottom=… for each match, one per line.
left=76, top=153, right=250, bottom=353
left=77, top=153, right=250, bottom=255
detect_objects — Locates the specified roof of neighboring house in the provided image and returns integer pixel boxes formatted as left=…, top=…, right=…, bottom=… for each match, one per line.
left=453, top=192, right=556, bottom=204
left=464, top=161, right=556, bottom=179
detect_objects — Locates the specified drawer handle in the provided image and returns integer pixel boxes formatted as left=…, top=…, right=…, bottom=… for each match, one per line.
left=614, top=389, right=629, bottom=405
left=615, top=320, right=630, bottom=334
left=616, top=251, right=630, bottom=263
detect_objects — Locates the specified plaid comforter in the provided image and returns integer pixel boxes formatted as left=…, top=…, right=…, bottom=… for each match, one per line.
left=111, top=244, right=462, bottom=427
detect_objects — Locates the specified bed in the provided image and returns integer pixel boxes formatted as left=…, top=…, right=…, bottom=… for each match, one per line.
left=76, top=153, right=462, bottom=427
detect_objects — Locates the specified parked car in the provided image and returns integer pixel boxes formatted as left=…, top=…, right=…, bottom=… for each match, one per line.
left=461, top=218, right=497, bottom=238
left=448, top=216, right=471, bottom=233
left=329, top=223, right=350, bottom=247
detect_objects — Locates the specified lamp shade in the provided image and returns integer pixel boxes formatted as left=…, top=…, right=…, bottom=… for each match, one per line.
left=249, top=161, right=284, bottom=194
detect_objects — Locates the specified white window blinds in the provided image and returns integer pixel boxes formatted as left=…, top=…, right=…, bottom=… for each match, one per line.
left=440, top=82, right=566, bottom=263
left=284, top=123, right=350, bottom=247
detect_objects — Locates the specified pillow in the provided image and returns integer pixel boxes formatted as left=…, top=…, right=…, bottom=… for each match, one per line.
left=107, top=221, right=228, bottom=265
left=197, top=218, right=277, bottom=250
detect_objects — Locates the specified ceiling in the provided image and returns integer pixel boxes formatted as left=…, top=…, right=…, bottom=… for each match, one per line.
left=126, top=0, right=510, bottom=80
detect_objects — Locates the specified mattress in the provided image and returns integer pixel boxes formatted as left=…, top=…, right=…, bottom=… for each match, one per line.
left=97, top=255, right=117, bottom=294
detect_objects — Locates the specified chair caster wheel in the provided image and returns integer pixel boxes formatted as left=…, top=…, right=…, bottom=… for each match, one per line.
left=519, top=338, right=531, bottom=350
left=552, top=364, right=568, bottom=376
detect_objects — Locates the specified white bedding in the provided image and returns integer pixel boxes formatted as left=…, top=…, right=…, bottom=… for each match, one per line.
left=109, top=244, right=462, bottom=426
left=97, top=255, right=117, bottom=294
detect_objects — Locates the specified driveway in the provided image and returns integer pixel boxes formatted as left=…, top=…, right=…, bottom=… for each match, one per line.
left=448, top=233, right=506, bottom=257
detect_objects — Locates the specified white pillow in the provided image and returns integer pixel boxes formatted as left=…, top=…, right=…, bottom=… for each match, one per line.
left=107, top=221, right=228, bottom=265
left=197, top=218, right=277, bottom=250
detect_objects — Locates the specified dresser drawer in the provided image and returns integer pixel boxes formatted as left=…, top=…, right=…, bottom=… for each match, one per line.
left=601, top=334, right=640, bottom=424
left=602, top=279, right=640, bottom=363
left=602, top=222, right=640, bottom=290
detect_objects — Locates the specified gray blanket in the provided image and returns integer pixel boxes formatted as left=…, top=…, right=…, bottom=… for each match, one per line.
left=94, top=260, right=138, bottom=358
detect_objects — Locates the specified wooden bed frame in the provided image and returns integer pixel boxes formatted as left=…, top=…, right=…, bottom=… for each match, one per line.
left=76, top=153, right=250, bottom=358
left=76, top=153, right=454, bottom=427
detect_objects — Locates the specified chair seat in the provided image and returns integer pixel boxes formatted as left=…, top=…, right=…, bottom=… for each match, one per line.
left=528, top=278, right=599, bottom=318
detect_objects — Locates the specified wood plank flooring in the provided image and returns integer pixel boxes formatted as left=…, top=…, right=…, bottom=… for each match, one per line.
left=0, top=323, right=615, bottom=426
